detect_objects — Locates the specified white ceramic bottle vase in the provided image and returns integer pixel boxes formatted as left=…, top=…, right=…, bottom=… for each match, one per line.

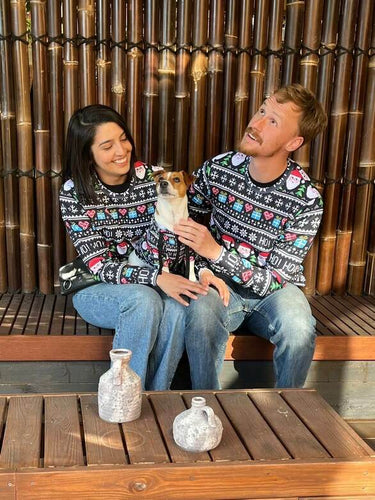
left=98, top=348, right=142, bottom=423
left=172, top=396, right=223, bottom=452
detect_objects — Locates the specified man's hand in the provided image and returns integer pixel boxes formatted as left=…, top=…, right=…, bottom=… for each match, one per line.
left=200, top=270, right=230, bottom=307
left=174, top=218, right=222, bottom=260
left=156, top=271, right=209, bottom=306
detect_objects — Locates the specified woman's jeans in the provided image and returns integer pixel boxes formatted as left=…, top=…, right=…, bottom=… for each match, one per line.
left=225, top=283, right=316, bottom=388
left=73, top=283, right=228, bottom=391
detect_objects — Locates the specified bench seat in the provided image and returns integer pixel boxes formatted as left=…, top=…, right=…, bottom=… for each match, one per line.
left=1, top=292, right=375, bottom=362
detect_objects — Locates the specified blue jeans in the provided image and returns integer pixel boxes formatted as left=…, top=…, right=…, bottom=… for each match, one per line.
left=225, top=283, right=316, bottom=387
left=73, top=284, right=228, bottom=391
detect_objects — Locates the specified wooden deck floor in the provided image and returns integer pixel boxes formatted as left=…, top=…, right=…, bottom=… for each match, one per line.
left=1, top=292, right=375, bottom=361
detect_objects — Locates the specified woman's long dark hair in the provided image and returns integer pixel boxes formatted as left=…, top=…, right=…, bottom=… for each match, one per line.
left=63, top=105, right=137, bottom=203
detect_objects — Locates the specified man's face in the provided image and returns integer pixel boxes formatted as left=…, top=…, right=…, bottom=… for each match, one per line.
left=238, top=96, right=303, bottom=159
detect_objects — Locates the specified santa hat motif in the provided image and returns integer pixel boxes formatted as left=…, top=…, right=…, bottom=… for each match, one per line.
left=117, top=242, right=128, bottom=255
left=237, top=241, right=253, bottom=258
left=88, top=256, right=105, bottom=273
left=286, top=169, right=303, bottom=190
left=135, top=161, right=146, bottom=179
left=222, top=234, right=235, bottom=248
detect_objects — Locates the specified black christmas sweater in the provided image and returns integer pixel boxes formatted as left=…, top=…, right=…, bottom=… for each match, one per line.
left=59, top=162, right=162, bottom=286
left=188, top=151, right=323, bottom=297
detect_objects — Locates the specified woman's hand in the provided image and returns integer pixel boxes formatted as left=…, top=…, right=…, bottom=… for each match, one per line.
left=156, top=271, right=209, bottom=306
left=200, top=270, right=230, bottom=307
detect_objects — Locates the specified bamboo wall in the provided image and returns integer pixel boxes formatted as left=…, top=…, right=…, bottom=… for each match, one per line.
left=0, top=0, right=374, bottom=295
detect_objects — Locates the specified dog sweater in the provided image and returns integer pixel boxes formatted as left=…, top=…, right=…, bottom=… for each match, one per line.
left=188, top=151, right=323, bottom=297
left=59, top=162, right=160, bottom=285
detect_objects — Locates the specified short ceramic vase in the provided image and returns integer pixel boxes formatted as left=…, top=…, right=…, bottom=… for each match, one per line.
left=172, top=396, right=223, bottom=452
left=98, top=348, right=142, bottom=423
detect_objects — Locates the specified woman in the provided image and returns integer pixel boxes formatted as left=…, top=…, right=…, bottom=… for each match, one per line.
left=60, top=104, right=229, bottom=390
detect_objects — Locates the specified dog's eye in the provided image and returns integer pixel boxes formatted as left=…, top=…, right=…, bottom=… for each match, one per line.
left=173, top=177, right=180, bottom=183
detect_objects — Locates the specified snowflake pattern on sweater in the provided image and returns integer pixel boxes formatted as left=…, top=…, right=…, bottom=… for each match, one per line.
left=188, top=151, right=323, bottom=297
left=59, top=162, right=161, bottom=286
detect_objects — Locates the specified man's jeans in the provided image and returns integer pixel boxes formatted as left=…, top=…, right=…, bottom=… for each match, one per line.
left=73, top=283, right=228, bottom=391
left=225, top=282, right=316, bottom=387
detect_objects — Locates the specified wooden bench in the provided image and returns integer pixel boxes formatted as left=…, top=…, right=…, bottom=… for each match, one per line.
left=1, top=292, right=375, bottom=362
left=0, top=388, right=374, bottom=499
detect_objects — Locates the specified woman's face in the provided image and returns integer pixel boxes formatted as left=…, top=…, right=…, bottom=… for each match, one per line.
left=91, top=122, right=133, bottom=185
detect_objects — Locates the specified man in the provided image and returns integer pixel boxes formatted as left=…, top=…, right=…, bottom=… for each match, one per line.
left=174, top=83, right=328, bottom=388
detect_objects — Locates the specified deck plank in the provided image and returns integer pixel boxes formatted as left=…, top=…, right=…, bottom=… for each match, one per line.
left=44, top=395, right=85, bottom=467
left=282, top=390, right=375, bottom=458
left=0, top=395, right=43, bottom=468
left=308, top=297, right=357, bottom=335
left=122, top=394, right=170, bottom=464
left=10, top=293, right=35, bottom=335
left=249, top=391, right=329, bottom=459
left=216, top=392, right=290, bottom=460
left=49, top=294, right=66, bottom=335
left=80, top=394, right=127, bottom=465
left=23, top=295, right=45, bottom=335
left=37, top=294, right=56, bottom=335
left=320, top=296, right=372, bottom=335
left=0, top=294, right=23, bottom=335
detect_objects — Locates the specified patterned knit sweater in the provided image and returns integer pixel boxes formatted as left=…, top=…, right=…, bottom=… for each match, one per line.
left=188, top=151, right=323, bottom=297
left=59, top=162, right=160, bottom=286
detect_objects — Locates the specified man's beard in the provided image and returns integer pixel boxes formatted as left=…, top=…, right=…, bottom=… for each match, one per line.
left=238, top=127, right=263, bottom=156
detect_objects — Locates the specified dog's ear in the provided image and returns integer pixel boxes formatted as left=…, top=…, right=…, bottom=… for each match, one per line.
left=182, top=171, right=196, bottom=187
left=152, top=169, right=165, bottom=181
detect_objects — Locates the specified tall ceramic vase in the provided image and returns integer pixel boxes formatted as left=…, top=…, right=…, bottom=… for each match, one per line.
left=98, top=349, right=142, bottom=423
left=172, top=396, right=223, bottom=452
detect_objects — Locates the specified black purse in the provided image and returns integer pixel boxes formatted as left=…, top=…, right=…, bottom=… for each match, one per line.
left=59, top=257, right=100, bottom=295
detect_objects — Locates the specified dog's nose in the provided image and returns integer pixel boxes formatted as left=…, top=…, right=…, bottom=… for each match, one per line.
left=160, top=180, right=169, bottom=188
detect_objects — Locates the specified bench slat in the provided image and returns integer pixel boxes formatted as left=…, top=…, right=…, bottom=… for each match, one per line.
left=44, top=395, right=85, bottom=467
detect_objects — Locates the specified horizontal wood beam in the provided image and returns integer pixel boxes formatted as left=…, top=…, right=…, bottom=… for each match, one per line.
left=1, top=335, right=375, bottom=362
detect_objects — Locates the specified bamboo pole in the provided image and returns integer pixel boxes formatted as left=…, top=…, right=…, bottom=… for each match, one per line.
left=348, top=14, right=375, bottom=295
left=78, top=0, right=96, bottom=106
left=205, top=0, right=224, bottom=159
left=316, top=0, right=359, bottom=295
left=10, top=0, right=36, bottom=291
left=0, top=140, right=6, bottom=291
left=188, top=0, right=208, bottom=172
left=63, top=0, right=79, bottom=261
left=143, top=0, right=159, bottom=165
left=96, top=0, right=111, bottom=106
left=30, top=0, right=53, bottom=293
left=293, top=0, right=324, bottom=294
left=63, top=0, right=79, bottom=137
left=48, top=0, right=65, bottom=290
left=293, top=0, right=324, bottom=172
left=221, top=0, right=238, bottom=152
left=332, top=0, right=374, bottom=294
left=174, top=0, right=191, bottom=172
left=364, top=192, right=375, bottom=295
left=111, top=0, right=126, bottom=114
left=282, top=0, right=304, bottom=86
left=304, top=0, right=341, bottom=296
left=233, top=0, right=253, bottom=148
left=0, top=0, right=20, bottom=291
left=264, top=0, right=283, bottom=97
left=157, top=0, right=176, bottom=170
left=248, top=0, right=269, bottom=119
left=127, top=0, right=143, bottom=154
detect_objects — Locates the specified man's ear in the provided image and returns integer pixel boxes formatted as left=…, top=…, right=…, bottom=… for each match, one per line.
left=182, top=171, right=195, bottom=187
left=286, top=136, right=304, bottom=152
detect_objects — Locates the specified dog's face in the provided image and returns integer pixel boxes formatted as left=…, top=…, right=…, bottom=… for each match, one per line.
left=152, top=170, right=195, bottom=199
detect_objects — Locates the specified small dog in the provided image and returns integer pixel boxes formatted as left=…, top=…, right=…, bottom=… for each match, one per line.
left=128, top=170, right=196, bottom=281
